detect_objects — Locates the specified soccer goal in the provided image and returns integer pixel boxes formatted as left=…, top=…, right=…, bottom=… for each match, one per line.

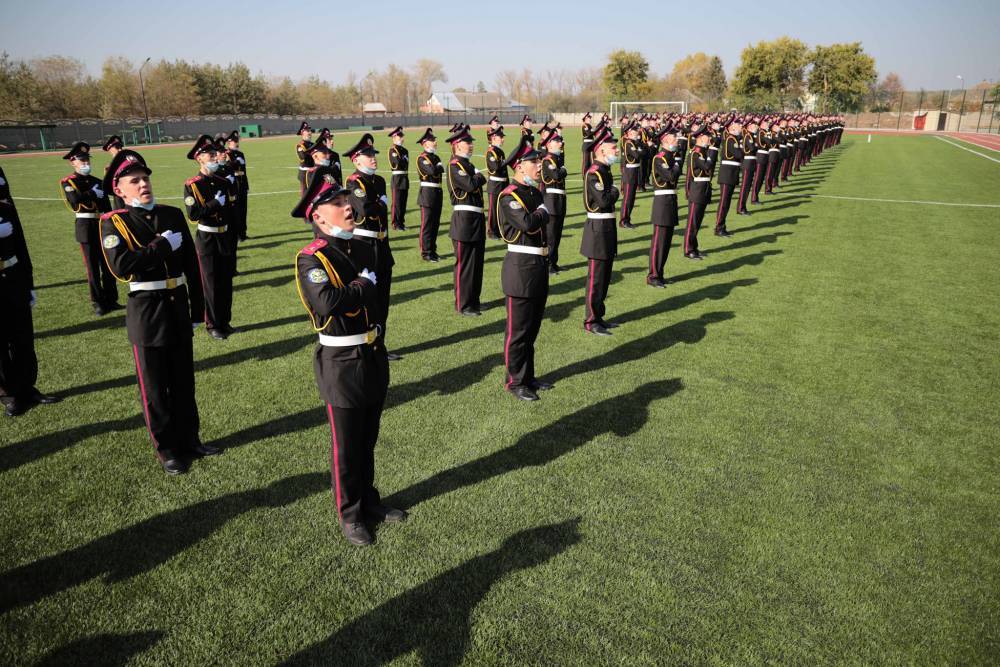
left=609, top=101, right=687, bottom=125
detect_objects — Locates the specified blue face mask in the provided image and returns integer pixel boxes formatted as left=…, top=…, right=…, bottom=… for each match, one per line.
left=317, top=159, right=331, bottom=167
left=605, top=154, right=618, bottom=165
left=332, top=227, right=354, bottom=240
left=204, top=161, right=220, bottom=173
left=523, top=175, right=536, bottom=186
left=130, top=197, right=156, bottom=211
left=358, top=165, right=376, bottom=175
left=77, top=164, right=92, bottom=176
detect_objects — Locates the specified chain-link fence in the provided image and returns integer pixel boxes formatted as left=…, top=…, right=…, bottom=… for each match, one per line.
left=835, top=88, right=999, bottom=132
left=0, top=110, right=536, bottom=153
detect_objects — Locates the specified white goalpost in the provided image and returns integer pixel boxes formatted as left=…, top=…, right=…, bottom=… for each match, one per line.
left=609, top=101, right=687, bottom=125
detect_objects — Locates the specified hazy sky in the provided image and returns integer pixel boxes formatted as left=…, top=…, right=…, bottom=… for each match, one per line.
left=5, top=0, right=999, bottom=92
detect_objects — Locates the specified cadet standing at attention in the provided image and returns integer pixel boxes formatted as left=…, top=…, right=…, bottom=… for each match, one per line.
left=415, top=128, right=444, bottom=263
left=646, top=127, right=682, bottom=288
left=540, top=132, right=568, bottom=274
left=485, top=126, right=508, bottom=239
left=581, top=127, right=621, bottom=337
left=295, top=122, right=314, bottom=194
left=447, top=125, right=488, bottom=316
left=387, top=126, right=409, bottom=231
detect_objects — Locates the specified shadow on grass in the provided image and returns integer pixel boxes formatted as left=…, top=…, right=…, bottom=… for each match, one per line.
left=0, top=472, right=328, bottom=614
left=36, top=314, right=126, bottom=340
left=36, top=631, right=165, bottom=667
left=0, top=415, right=143, bottom=474
left=281, top=519, right=582, bottom=666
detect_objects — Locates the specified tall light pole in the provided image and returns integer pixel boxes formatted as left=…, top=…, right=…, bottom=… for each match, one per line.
left=138, top=57, right=151, bottom=142
left=956, top=75, right=966, bottom=130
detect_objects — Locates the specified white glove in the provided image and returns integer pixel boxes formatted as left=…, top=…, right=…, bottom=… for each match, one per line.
left=379, top=194, right=388, bottom=206
left=160, top=229, right=182, bottom=251
left=474, top=168, right=481, bottom=174
left=536, top=204, right=549, bottom=214
left=92, top=184, right=104, bottom=198
left=0, top=221, right=12, bottom=238
left=214, top=190, right=226, bottom=206
left=30, top=290, right=37, bottom=308
left=226, top=174, right=235, bottom=184
left=359, top=268, right=377, bottom=285
left=0, top=176, right=6, bottom=185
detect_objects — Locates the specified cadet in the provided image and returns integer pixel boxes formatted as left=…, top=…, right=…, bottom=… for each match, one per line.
left=447, top=125, right=488, bottom=316
left=540, top=132, right=568, bottom=274
left=306, top=143, right=334, bottom=190
left=101, top=149, right=215, bottom=474
left=497, top=136, right=554, bottom=402
left=581, top=127, right=621, bottom=336
left=752, top=120, right=771, bottom=204
left=295, top=122, right=314, bottom=194
left=184, top=135, right=236, bottom=340
left=387, top=126, right=409, bottom=231
left=102, top=135, right=127, bottom=209
left=736, top=119, right=758, bottom=216
left=1, top=179, right=60, bottom=417
left=581, top=112, right=595, bottom=174
left=520, top=114, right=534, bottom=144
left=343, top=133, right=400, bottom=361
left=485, top=126, right=508, bottom=239
left=714, top=119, right=742, bottom=237
left=60, top=142, right=120, bottom=315
left=647, top=127, right=682, bottom=288
left=291, top=171, right=405, bottom=546
left=415, top=128, right=444, bottom=262
left=618, top=122, right=643, bottom=229
left=683, top=130, right=716, bottom=260
left=224, top=130, right=250, bottom=241
left=314, top=128, right=343, bottom=188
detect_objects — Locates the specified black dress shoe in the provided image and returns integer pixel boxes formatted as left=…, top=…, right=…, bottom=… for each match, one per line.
left=341, top=522, right=374, bottom=546
left=365, top=504, right=408, bottom=523
left=386, top=351, right=403, bottom=361
left=737, top=210, right=751, bottom=216
left=221, top=325, right=238, bottom=335
left=421, top=255, right=432, bottom=262
left=30, top=389, right=61, bottom=405
left=714, top=230, right=733, bottom=237
left=697, top=252, right=709, bottom=259
left=5, top=398, right=30, bottom=417
left=530, top=379, right=555, bottom=391
left=191, top=441, right=222, bottom=457
left=460, top=309, right=481, bottom=317
left=93, top=304, right=107, bottom=316
left=646, top=278, right=667, bottom=288
left=684, top=252, right=703, bottom=260
left=107, top=302, right=124, bottom=311
left=586, top=324, right=612, bottom=336
left=160, top=456, right=190, bottom=476
left=601, top=320, right=621, bottom=329
left=208, top=328, right=228, bottom=340
left=509, top=385, right=540, bottom=401
left=620, top=221, right=637, bottom=229
left=429, top=254, right=441, bottom=263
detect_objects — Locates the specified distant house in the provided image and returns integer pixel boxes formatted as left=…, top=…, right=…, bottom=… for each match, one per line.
left=421, top=91, right=527, bottom=113
left=362, top=102, right=387, bottom=116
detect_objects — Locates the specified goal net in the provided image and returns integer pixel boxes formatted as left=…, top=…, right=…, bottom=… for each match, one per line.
left=609, top=101, right=687, bottom=125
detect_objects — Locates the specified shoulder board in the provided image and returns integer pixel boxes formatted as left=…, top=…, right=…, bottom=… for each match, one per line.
left=301, top=238, right=328, bottom=255
left=185, top=175, right=203, bottom=186
left=60, top=175, right=74, bottom=184
left=500, top=184, right=518, bottom=196
left=449, top=159, right=461, bottom=165
left=587, top=165, right=600, bottom=174
left=100, top=208, right=129, bottom=221
left=347, top=173, right=360, bottom=182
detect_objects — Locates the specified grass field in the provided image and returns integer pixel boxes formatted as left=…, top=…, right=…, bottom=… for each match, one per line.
left=1, top=129, right=998, bottom=665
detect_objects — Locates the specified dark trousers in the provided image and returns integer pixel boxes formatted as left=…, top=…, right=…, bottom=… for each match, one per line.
left=80, top=240, right=118, bottom=308
left=0, top=288, right=37, bottom=400
left=545, top=213, right=565, bottom=268
left=234, top=194, right=249, bottom=240
left=298, top=170, right=307, bottom=195
left=195, top=247, right=234, bottom=331
left=375, top=265, right=392, bottom=347
left=453, top=239, right=484, bottom=312
left=619, top=176, right=638, bottom=226
left=326, top=402, right=383, bottom=525
left=391, top=188, right=408, bottom=229
left=715, top=183, right=734, bottom=231
left=583, top=257, right=613, bottom=330
left=752, top=159, right=767, bottom=203
left=768, top=158, right=780, bottom=191
left=132, top=340, right=199, bottom=460
left=504, top=294, right=546, bottom=389
left=684, top=202, right=707, bottom=255
left=737, top=164, right=756, bottom=212
left=486, top=187, right=502, bottom=238
left=782, top=154, right=793, bottom=181
left=581, top=147, right=592, bottom=174
left=647, top=225, right=675, bottom=281
left=419, top=201, right=442, bottom=258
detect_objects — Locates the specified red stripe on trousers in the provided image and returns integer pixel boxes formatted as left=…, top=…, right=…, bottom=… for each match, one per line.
left=504, top=296, right=514, bottom=387
left=132, top=345, right=161, bottom=452
left=684, top=205, right=696, bottom=254
left=326, top=404, right=343, bottom=519
left=585, top=259, right=595, bottom=330
left=454, top=241, right=461, bottom=311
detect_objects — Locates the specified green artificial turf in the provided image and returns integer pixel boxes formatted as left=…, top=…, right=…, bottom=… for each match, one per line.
left=1, top=130, right=998, bottom=665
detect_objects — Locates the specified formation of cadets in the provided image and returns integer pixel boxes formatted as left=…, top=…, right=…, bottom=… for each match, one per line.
left=0, top=110, right=842, bottom=546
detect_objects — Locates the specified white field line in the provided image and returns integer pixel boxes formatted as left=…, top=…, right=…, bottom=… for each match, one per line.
left=934, top=136, right=1000, bottom=164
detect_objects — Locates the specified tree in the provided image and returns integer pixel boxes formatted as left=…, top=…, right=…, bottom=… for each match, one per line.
left=475, top=80, right=486, bottom=93
left=411, top=58, right=447, bottom=102
left=731, top=37, right=809, bottom=110
left=222, top=63, right=267, bottom=114
left=145, top=60, right=202, bottom=117
left=603, top=50, right=649, bottom=100
left=29, top=55, right=99, bottom=118
left=807, top=42, right=877, bottom=112
left=670, top=53, right=727, bottom=106
left=0, top=52, right=39, bottom=120
left=266, top=77, right=302, bottom=115
left=99, top=57, right=142, bottom=118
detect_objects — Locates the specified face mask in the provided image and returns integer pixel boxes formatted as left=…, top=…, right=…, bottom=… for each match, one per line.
left=457, top=150, right=472, bottom=160
left=548, top=148, right=562, bottom=156
left=358, top=165, right=376, bottom=175
left=666, top=144, right=677, bottom=152
left=394, top=140, right=403, bottom=146
left=204, top=161, right=220, bottom=173
left=424, top=146, right=436, bottom=154
left=605, top=154, right=618, bottom=165
left=77, top=164, right=92, bottom=175
left=332, top=227, right=354, bottom=240
left=130, top=197, right=156, bottom=211
left=523, top=175, right=536, bottom=187
left=317, top=159, right=331, bottom=167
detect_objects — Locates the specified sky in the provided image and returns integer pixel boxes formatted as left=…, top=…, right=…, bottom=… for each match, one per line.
left=5, top=0, right=999, bottom=93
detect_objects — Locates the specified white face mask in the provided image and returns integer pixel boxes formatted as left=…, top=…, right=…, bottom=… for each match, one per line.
left=424, top=146, right=436, bottom=154
left=548, top=148, right=562, bottom=155
left=130, top=197, right=156, bottom=211
left=358, top=165, right=376, bottom=175
left=317, top=159, right=331, bottom=167
left=77, top=164, right=92, bottom=175
left=332, top=227, right=354, bottom=240
left=458, top=150, right=472, bottom=160
left=523, top=175, right=536, bottom=187
left=204, top=161, right=220, bottom=173
left=605, top=154, right=618, bottom=165
left=393, top=139, right=403, bottom=146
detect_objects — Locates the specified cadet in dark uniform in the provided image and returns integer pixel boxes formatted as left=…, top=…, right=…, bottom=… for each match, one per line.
left=540, top=133, right=568, bottom=274
left=387, top=126, right=409, bottom=231
left=291, top=172, right=405, bottom=546
left=343, top=133, right=400, bottom=361
left=415, top=128, right=444, bottom=262
left=520, top=114, right=534, bottom=144
left=306, top=143, right=334, bottom=191
left=618, top=122, right=643, bottom=229
left=752, top=120, right=771, bottom=204
left=488, top=114, right=501, bottom=132
left=447, top=125, right=488, bottom=316
left=102, top=135, right=127, bottom=210
left=736, top=119, right=758, bottom=216
left=295, top=122, right=314, bottom=194
left=581, top=112, right=595, bottom=174
left=683, top=130, right=716, bottom=260
left=60, top=142, right=120, bottom=315
left=581, top=127, right=620, bottom=336
left=714, top=119, right=743, bottom=237
left=313, top=128, right=343, bottom=185
left=647, top=127, right=682, bottom=288
left=1, top=177, right=60, bottom=417
left=497, top=137, right=554, bottom=402
left=184, top=135, right=236, bottom=340
left=101, top=149, right=216, bottom=474
left=765, top=119, right=780, bottom=195
left=224, top=131, right=250, bottom=241
left=213, top=138, right=243, bottom=275
left=485, top=126, right=508, bottom=239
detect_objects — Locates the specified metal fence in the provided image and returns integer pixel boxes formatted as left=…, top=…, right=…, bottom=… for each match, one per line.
left=0, top=110, right=536, bottom=153
left=828, top=88, right=999, bottom=132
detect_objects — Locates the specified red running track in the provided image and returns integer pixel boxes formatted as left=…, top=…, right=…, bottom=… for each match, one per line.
left=945, top=132, right=1000, bottom=151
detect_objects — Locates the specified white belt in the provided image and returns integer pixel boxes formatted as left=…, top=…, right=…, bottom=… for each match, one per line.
left=583, top=138, right=594, bottom=143
left=587, top=212, right=615, bottom=220
left=197, top=224, right=228, bottom=233
left=391, top=170, right=407, bottom=175
left=298, top=166, right=309, bottom=171
left=708, top=146, right=718, bottom=151
left=743, top=157, right=757, bottom=162
left=782, top=144, right=791, bottom=148
left=489, top=176, right=507, bottom=182
left=454, top=205, right=484, bottom=213
left=352, top=228, right=387, bottom=240
left=693, top=177, right=711, bottom=182
left=234, top=171, right=245, bottom=176
left=625, top=163, right=640, bottom=168
left=318, top=331, right=376, bottom=347
left=757, top=150, right=768, bottom=155
left=420, top=182, right=442, bottom=188
left=76, top=213, right=97, bottom=219
left=545, top=188, right=565, bottom=194
left=653, top=189, right=677, bottom=195
left=129, top=275, right=186, bottom=292
left=769, top=149, right=780, bottom=152
left=0, top=255, right=18, bottom=270
left=721, top=160, right=741, bottom=166
left=507, top=244, right=548, bottom=256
